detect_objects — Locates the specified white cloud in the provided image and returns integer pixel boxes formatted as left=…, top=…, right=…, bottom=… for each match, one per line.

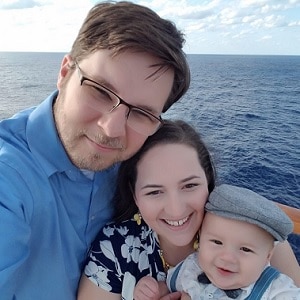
left=0, top=0, right=299, bottom=55
left=0, top=0, right=93, bottom=52
left=260, top=34, right=272, bottom=40
left=0, top=0, right=41, bottom=10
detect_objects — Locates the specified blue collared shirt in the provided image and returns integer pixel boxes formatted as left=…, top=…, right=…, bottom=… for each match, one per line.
left=0, top=91, right=118, bottom=299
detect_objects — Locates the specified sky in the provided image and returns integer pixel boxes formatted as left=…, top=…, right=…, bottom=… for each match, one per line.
left=0, top=0, right=299, bottom=55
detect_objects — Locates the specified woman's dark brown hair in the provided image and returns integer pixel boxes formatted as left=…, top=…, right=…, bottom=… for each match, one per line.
left=113, top=119, right=216, bottom=222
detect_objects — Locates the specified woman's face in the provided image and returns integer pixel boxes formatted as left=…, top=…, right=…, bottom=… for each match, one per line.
left=134, top=143, right=209, bottom=248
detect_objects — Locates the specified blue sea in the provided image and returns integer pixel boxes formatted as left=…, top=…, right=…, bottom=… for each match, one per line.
left=1, top=52, right=299, bottom=262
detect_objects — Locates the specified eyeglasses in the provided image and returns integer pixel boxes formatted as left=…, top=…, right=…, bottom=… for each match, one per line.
left=74, top=61, right=163, bottom=136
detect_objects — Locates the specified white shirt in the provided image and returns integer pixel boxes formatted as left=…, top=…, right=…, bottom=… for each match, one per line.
left=167, top=252, right=300, bottom=299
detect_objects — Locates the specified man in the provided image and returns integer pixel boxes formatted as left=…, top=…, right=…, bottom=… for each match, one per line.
left=0, top=2, right=190, bottom=299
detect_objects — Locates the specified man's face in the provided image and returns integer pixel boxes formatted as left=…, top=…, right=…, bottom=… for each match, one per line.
left=54, top=50, right=174, bottom=171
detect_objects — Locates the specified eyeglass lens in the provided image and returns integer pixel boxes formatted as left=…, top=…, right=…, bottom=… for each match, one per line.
left=80, top=79, right=162, bottom=136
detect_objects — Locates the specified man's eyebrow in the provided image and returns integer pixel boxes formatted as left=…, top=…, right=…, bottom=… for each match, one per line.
left=88, top=75, right=160, bottom=114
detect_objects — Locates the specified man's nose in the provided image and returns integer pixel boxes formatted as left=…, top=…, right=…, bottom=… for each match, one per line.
left=97, top=105, right=128, bottom=138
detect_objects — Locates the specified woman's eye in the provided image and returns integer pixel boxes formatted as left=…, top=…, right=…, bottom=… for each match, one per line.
left=184, top=183, right=199, bottom=189
left=145, top=190, right=161, bottom=196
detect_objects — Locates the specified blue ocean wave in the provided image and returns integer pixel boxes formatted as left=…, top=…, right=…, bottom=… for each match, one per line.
left=1, top=52, right=300, bottom=263
left=166, top=54, right=300, bottom=262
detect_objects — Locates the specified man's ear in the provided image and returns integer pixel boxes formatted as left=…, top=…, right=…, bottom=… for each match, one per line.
left=57, top=54, right=73, bottom=89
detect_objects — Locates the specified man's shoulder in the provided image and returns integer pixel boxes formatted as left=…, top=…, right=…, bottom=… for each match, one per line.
left=0, top=93, right=59, bottom=173
left=0, top=107, right=33, bottom=143
left=0, top=114, right=33, bottom=170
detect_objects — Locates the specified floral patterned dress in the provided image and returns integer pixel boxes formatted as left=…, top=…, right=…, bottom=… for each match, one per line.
left=84, top=218, right=166, bottom=300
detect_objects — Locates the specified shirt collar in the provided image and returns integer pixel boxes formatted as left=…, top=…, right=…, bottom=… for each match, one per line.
left=27, top=90, right=84, bottom=178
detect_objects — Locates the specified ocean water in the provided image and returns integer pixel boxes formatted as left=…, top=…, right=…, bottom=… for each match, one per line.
left=1, top=52, right=299, bottom=262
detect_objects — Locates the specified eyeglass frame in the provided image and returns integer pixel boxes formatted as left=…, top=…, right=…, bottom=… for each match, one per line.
left=73, top=60, right=164, bottom=136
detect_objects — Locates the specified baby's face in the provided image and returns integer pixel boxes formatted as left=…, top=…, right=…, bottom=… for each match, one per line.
left=198, top=213, right=274, bottom=290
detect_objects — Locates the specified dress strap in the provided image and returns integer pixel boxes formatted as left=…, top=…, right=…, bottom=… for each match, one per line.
left=245, top=266, right=280, bottom=299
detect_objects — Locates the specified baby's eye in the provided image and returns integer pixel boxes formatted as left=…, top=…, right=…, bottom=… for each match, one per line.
left=211, top=239, right=222, bottom=245
left=240, top=247, right=253, bottom=253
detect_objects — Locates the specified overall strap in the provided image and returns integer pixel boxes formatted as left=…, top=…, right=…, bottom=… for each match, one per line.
left=169, top=261, right=184, bottom=292
left=245, top=266, right=280, bottom=300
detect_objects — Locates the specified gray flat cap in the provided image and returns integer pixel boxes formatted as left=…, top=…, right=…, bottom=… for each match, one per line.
left=205, top=184, right=293, bottom=241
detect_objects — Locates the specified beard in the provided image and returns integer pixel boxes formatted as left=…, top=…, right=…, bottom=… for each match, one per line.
left=53, top=88, right=125, bottom=171
left=63, top=130, right=124, bottom=171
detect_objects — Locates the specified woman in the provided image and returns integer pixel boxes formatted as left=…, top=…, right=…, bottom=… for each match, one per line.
left=78, top=120, right=215, bottom=300
left=77, top=120, right=300, bottom=300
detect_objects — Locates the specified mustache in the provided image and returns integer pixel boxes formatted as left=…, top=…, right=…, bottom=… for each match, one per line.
left=91, top=132, right=124, bottom=150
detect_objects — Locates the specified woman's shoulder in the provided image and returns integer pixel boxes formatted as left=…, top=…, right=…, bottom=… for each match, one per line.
left=94, top=218, right=154, bottom=243
left=87, top=217, right=161, bottom=273
left=84, top=218, right=165, bottom=295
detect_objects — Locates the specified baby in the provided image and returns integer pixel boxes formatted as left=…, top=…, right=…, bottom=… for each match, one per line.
left=167, top=184, right=299, bottom=299
left=134, top=184, right=300, bottom=299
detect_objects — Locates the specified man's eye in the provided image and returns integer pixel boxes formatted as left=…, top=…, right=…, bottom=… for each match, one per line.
left=85, top=81, right=113, bottom=101
left=131, top=109, right=157, bottom=123
left=94, top=86, right=113, bottom=100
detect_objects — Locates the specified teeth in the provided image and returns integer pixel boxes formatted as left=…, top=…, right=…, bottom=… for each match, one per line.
left=165, top=216, right=189, bottom=226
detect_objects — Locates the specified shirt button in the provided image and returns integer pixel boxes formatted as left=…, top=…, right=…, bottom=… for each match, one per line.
left=208, top=293, right=213, bottom=298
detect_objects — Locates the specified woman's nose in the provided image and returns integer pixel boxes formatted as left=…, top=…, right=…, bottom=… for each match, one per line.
left=165, top=193, right=186, bottom=217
